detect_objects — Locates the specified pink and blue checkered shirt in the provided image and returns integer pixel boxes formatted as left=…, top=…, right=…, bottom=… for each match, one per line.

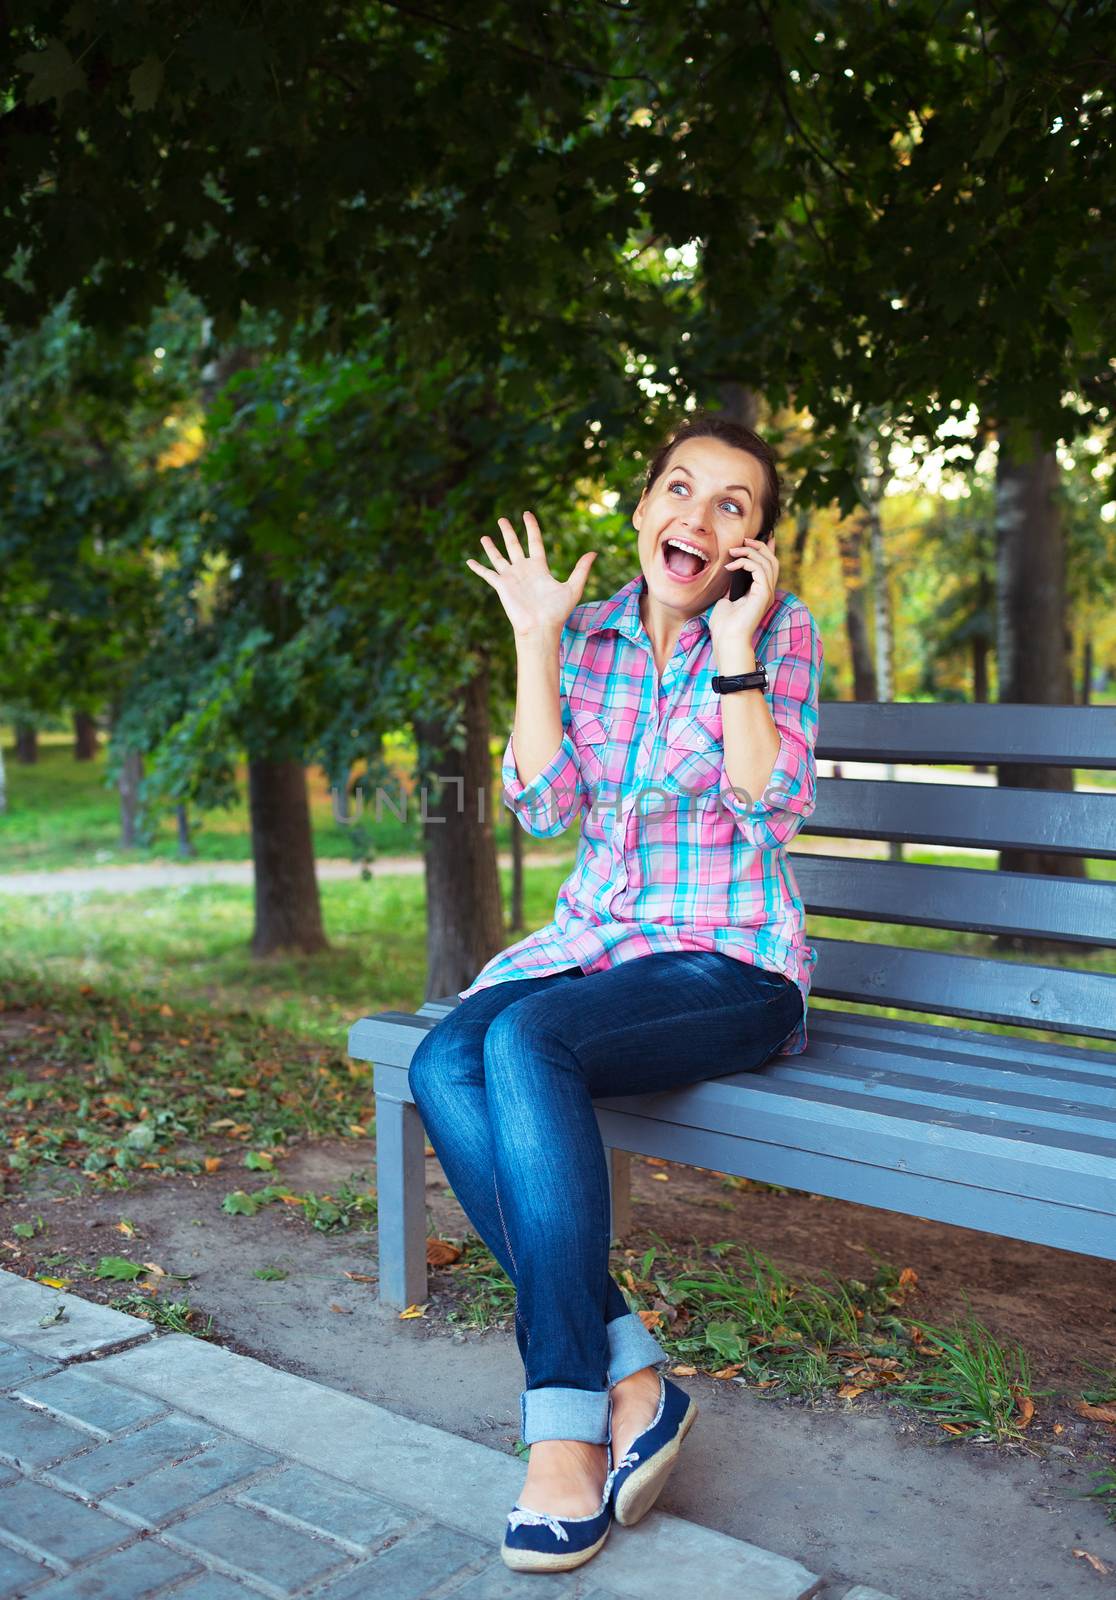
left=459, top=572, right=824, bottom=1056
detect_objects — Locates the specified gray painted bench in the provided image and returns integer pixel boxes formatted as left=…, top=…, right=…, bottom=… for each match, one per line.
left=348, top=702, right=1116, bottom=1308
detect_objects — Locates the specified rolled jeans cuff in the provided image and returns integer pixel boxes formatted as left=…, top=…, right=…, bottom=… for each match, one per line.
left=606, top=1310, right=670, bottom=1386
left=521, top=1386, right=612, bottom=1445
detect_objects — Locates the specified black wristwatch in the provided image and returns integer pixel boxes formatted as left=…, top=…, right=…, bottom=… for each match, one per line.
left=711, top=665, right=768, bottom=694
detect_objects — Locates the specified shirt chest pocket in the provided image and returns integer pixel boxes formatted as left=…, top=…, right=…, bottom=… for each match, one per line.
left=661, top=712, right=724, bottom=797
left=568, top=707, right=612, bottom=791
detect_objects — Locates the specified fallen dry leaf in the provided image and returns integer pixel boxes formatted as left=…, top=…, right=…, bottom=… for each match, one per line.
left=115, top=1220, right=137, bottom=1236
left=329, top=1303, right=353, bottom=1315
left=141, top=1262, right=166, bottom=1276
left=650, top=1173, right=669, bottom=1182
left=204, top=1157, right=221, bottom=1173
left=898, top=1267, right=919, bottom=1288
left=343, top=1272, right=377, bottom=1283
left=348, top=1124, right=367, bottom=1137
left=426, top=1239, right=462, bottom=1267
left=939, top=1423, right=968, bottom=1435
left=159, top=1003, right=173, bottom=1017
left=1073, top=1550, right=1111, bottom=1575
left=837, top=1384, right=866, bottom=1399
left=644, top=1157, right=669, bottom=1167
left=399, top=1303, right=428, bottom=1319
left=637, top=1309, right=662, bottom=1330
left=711, top=1364, right=744, bottom=1380
left=226, top=1087, right=247, bottom=1098
left=1075, top=1400, right=1116, bottom=1427
left=670, top=1365, right=697, bottom=1377
left=1013, top=1391, right=1035, bottom=1428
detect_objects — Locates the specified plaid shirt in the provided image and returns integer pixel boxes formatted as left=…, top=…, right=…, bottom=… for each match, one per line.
left=459, top=572, right=824, bottom=1057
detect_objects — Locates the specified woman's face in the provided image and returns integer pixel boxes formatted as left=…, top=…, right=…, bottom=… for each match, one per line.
left=633, top=436, right=768, bottom=616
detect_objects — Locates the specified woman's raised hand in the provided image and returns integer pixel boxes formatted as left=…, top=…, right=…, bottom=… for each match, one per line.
left=466, top=511, right=597, bottom=639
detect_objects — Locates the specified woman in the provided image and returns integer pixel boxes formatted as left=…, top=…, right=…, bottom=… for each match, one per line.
left=408, top=412, right=824, bottom=1574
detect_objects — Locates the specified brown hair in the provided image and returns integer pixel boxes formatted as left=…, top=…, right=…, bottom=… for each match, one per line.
left=643, top=412, right=783, bottom=541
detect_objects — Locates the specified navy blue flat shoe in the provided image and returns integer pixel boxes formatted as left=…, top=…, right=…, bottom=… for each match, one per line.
left=607, top=1373, right=698, bottom=1526
left=502, top=1434, right=614, bottom=1572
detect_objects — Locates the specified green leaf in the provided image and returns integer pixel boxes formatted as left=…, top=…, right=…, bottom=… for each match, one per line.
left=94, top=1255, right=146, bottom=1281
left=124, top=1120, right=156, bottom=1150
left=16, top=39, right=86, bottom=110
left=221, top=1189, right=260, bottom=1215
left=244, top=1150, right=275, bottom=1170
left=130, top=55, right=164, bottom=114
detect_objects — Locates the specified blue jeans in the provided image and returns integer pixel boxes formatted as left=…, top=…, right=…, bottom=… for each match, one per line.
left=407, top=948, right=804, bottom=1446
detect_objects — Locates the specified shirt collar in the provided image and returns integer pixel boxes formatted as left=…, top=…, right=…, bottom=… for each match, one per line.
left=574, top=572, right=720, bottom=646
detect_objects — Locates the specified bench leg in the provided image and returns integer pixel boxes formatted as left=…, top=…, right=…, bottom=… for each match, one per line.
left=605, top=1146, right=632, bottom=1243
left=376, top=1092, right=428, bottom=1309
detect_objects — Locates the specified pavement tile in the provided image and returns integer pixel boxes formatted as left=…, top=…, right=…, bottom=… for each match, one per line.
left=0, top=1477, right=124, bottom=1568
left=159, top=1578, right=255, bottom=1600
left=0, top=1541, right=51, bottom=1598
left=236, top=1463, right=411, bottom=1550
left=105, top=1438, right=279, bottom=1526
left=0, top=1396, right=94, bottom=1470
left=48, top=1413, right=222, bottom=1499
left=449, top=1560, right=618, bottom=1598
left=0, top=1341, right=59, bottom=1391
left=0, top=1277, right=152, bottom=1363
left=16, top=1370, right=167, bottom=1438
left=311, top=1523, right=491, bottom=1600
left=19, top=1539, right=199, bottom=1599
left=160, top=1501, right=352, bottom=1595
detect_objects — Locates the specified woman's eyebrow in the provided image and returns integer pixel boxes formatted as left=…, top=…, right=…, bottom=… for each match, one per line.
left=670, top=462, right=753, bottom=497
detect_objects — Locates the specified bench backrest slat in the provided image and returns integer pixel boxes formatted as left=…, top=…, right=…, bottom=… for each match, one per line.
left=805, top=778, right=1116, bottom=859
left=815, top=702, right=1116, bottom=767
left=793, top=855, right=1116, bottom=947
left=807, top=936, right=1116, bottom=1040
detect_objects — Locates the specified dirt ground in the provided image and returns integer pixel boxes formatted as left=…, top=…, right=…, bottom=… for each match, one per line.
left=6, top=1139, right=1116, bottom=1600
left=6, top=1135, right=1116, bottom=1433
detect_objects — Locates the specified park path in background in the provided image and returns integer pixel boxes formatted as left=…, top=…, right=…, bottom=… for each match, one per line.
left=1, top=759, right=1108, bottom=897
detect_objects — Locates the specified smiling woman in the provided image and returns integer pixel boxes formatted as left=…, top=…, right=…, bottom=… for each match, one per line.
left=436, top=409, right=824, bottom=1571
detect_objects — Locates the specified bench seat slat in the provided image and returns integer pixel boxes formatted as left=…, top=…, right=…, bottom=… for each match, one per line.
left=592, top=1108, right=1116, bottom=1261
left=808, top=938, right=1116, bottom=1038
left=795, top=855, right=1116, bottom=945
left=804, top=1006, right=1116, bottom=1069
left=815, top=702, right=1116, bottom=767
left=799, top=1029, right=1116, bottom=1105
left=371, top=1051, right=1116, bottom=1207
left=768, top=1061, right=1116, bottom=1134
left=805, top=778, right=1116, bottom=858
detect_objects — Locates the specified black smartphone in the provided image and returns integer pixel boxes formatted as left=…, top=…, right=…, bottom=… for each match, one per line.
left=728, top=533, right=771, bottom=601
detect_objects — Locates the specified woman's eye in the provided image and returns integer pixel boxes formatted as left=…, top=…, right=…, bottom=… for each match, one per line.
left=722, top=500, right=742, bottom=515
left=667, top=480, right=741, bottom=515
left=668, top=480, right=688, bottom=494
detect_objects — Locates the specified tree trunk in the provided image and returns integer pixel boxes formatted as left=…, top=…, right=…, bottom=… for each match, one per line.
left=1081, top=634, right=1093, bottom=705
left=14, top=724, right=37, bottom=763
left=993, top=420, right=1089, bottom=955
left=74, top=711, right=98, bottom=760
left=509, top=804, right=524, bottom=934
left=838, top=517, right=877, bottom=700
left=412, top=659, right=506, bottom=1000
left=176, top=805, right=197, bottom=859
left=119, top=749, right=144, bottom=848
left=248, top=760, right=329, bottom=956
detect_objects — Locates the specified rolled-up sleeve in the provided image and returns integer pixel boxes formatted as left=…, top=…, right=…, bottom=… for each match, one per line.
left=716, top=606, right=823, bottom=850
left=501, top=711, right=583, bottom=838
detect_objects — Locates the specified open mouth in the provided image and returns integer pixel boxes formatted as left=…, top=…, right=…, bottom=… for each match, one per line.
left=660, top=534, right=712, bottom=584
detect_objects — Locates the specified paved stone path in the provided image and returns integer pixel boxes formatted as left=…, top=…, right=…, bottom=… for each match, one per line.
left=0, top=1271, right=901, bottom=1600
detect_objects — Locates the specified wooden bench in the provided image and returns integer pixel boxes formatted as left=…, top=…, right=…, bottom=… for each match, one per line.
left=347, top=702, right=1116, bottom=1308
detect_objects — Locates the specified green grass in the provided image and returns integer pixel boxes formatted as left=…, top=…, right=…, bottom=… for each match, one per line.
left=431, top=1225, right=1116, bottom=1477
left=0, top=732, right=574, bottom=872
